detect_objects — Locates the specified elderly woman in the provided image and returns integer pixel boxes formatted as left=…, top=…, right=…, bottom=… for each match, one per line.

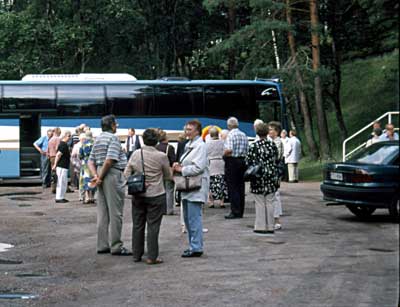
left=206, top=126, right=226, bottom=208
left=245, top=123, right=279, bottom=234
left=173, top=120, right=209, bottom=257
left=124, top=128, right=172, bottom=265
left=79, top=131, right=95, bottom=204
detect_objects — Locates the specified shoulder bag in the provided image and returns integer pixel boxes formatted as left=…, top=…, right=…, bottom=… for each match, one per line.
left=174, top=148, right=202, bottom=192
left=127, top=149, right=146, bottom=195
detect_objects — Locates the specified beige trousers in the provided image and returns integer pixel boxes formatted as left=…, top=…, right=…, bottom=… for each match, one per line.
left=96, top=167, right=126, bottom=253
left=288, top=163, right=299, bottom=182
left=253, top=193, right=275, bottom=231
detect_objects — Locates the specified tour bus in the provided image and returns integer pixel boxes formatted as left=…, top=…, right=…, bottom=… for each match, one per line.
left=0, top=73, right=288, bottom=181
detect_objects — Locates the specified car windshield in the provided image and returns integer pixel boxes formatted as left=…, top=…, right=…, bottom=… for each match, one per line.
left=350, top=143, right=399, bottom=165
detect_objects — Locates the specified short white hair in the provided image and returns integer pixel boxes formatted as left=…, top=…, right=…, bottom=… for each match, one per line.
left=227, top=117, right=239, bottom=129
left=253, top=119, right=264, bottom=127
left=79, top=133, right=86, bottom=141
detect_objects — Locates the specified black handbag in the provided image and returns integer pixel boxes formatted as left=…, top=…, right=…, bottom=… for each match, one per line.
left=127, top=149, right=146, bottom=195
left=243, top=164, right=261, bottom=181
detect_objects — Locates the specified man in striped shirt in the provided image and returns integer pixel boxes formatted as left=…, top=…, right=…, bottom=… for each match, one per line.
left=223, top=117, right=248, bottom=219
left=88, top=115, right=131, bottom=256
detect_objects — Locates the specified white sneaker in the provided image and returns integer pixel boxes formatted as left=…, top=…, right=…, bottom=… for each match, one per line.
left=274, top=223, right=282, bottom=230
left=202, top=228, right=209, bottom=233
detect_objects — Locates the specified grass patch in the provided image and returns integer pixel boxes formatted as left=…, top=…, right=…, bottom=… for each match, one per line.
left=299, top=158, right=324, bottom=182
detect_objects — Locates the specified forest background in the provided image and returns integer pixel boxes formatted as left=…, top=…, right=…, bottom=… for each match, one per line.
left=0, top=0, right=398, bottom=177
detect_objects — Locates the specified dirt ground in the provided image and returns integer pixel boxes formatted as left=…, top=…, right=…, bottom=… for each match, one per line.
left=0, top=182, right=398, bottom=307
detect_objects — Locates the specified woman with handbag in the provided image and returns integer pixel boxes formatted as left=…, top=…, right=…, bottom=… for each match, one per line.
left=124, top=128, right=172, bottom=265
left=245, top=123, right=280, bottom=234
left=172, top=120, right=209, bottom=258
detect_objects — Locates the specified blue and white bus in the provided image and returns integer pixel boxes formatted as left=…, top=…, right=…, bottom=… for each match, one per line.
left=0, top=74, right=288, bottom=180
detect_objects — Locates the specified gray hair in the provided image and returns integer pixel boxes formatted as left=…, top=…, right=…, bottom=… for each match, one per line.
left=227, top=117, right=239, bottom=129
left=85, top=130, right=93, bottom=139
left=79, top=133, right=86, bottom=141
left=253, top=119, right=264, bottom=127
left=209, top=126, right=219, bottom=138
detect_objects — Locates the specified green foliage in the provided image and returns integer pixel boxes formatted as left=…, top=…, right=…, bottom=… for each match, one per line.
left=300, top=51, right=399, bottom=180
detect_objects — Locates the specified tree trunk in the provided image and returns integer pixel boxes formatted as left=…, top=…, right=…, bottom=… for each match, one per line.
left=331, top=38, right=348, bottom=141
left=286, top=0, right=319, bottom=160
left=328, top=0, right=348, bottom=141
left=310, top=0, right=331, bottom=159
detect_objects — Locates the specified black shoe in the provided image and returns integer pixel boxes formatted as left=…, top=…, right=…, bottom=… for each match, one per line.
left=133, top=257, right=142, bottom=262
left=225, top=213, right=241, bottom=219
left=111, top=247, right=132, bottom=256
left=181, top=250, right=203, bottom=258
left=55, top=199, right=69, bottom=203
left=253, top=230, right=275, bottom=234
left=97, top=248, right=111, bottom=254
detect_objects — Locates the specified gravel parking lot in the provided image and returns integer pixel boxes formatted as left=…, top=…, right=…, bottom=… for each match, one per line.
left=0, top=182, right=398, bottom=307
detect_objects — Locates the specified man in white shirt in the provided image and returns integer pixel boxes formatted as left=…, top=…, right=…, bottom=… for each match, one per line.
left=126, top=128, right=141, bottom=160
left=284, top=130, right=301, bottom=183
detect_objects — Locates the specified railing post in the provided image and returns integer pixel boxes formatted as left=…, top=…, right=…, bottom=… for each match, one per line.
left=388, top=112, right=392, bottom=124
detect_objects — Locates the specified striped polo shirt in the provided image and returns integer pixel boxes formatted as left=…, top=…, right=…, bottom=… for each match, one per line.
left=89, top=131, right=127, bottom=170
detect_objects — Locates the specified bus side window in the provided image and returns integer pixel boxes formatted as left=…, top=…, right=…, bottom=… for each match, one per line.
left=106, top=85, right=154, bottom=116
left=154, top=85, right=203, bottom=116
left=57, top=85, right=105, bottom=116
left=3, top=85, right=56, bottom=111
left=204, top=85, right=256, bottom=121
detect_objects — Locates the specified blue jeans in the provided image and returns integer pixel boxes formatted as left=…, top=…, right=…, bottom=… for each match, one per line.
left=182, top=200, right=203, bottom=252
left=41, top=155, right=51, bottom=186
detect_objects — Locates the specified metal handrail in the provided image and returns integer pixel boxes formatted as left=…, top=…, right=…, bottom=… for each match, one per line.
left=342, top=111, right=399, bottom=161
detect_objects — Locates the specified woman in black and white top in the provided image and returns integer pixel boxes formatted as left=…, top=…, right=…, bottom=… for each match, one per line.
left=245, top=123, right=280, bottom=234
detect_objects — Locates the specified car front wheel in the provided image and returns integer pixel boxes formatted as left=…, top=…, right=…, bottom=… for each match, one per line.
left=388, top=198, right=399, bottom=223
left=346, top=205, right=376, bottom=218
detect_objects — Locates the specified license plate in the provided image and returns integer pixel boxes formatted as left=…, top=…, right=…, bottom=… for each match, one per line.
left=330, top=172, right=343, bottom=181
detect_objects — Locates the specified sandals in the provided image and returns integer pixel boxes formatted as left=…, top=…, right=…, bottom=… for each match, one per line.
left=145, top=258, right=163, bottom=265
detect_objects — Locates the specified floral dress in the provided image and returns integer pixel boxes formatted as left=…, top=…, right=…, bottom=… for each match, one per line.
left=79, top=139, right=95, bottom=192
left=206, top=139, right=227, bottom=200
left=245, top=138, right=279, bottom=195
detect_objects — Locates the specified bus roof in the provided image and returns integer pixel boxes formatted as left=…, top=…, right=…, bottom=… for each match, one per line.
left=21, top=73, right=137, bottom=81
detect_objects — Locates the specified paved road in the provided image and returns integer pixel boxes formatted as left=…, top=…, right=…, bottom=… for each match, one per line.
left=0, top=182, right=398, bottom=307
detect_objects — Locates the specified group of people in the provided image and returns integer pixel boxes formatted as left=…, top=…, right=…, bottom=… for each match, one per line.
left=33, top=124, right=96, bottom=204
left=367, top=121, right=399, bottom=147
left=34, top=114, right=304, bottom=265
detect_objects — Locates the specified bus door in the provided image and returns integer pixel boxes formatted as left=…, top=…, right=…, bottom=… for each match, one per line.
left=0, top=117, right=20, bottom=178
left=19, top=114, right=41, bottom=177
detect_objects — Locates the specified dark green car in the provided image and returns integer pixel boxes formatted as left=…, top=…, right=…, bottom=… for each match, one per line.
left=321, top=141, right=399, bottom=221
